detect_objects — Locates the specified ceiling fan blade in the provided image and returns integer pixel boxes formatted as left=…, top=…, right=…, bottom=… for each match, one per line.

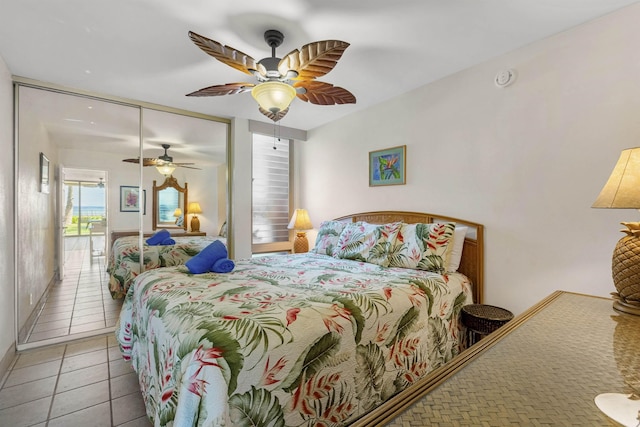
left=122, top=158, right=160, bottom=166
left=176, top=164, right=201, bottom=170
left=278, top=40, right=350, bottom=80
left=188, top=31, right=266, bottom=76
left=186, top=82, right=255, bottom=97
left=258, top=106, right=289, bottom=122
left=294, top=81, right=356, bottom=105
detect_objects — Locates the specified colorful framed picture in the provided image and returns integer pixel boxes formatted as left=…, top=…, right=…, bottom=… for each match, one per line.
left=369, top=145, right=406, bottom=186
left=120, top=186, right=140, bottom=212
left=39, top=152, right=50, bottom=194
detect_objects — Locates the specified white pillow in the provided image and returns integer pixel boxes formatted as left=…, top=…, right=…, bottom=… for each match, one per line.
left=445, top=226, right=468, bottom=272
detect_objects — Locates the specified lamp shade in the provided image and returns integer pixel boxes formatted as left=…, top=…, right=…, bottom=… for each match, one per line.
left=173, top=208, right=182, bottom=217
left=188, top=202, right=202, bottom=215
left=251, top=81, right=297, bottom=114
left=156, top=162, right=176, bottom=176
left=288, top=209, right=313, bottom=231
left=593, top=147, right=640, bottom=208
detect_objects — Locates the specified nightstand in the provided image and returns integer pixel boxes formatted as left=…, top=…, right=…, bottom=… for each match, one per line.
left=461, top=304, right=514, bottom=346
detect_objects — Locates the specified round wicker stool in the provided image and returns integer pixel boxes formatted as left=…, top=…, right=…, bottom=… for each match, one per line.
left=461, top=304, right=514, bottom=346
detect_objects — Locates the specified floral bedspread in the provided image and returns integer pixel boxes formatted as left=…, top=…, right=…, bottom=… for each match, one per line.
left=116, top=253, right=473, bottom=427
left=107, top=235, right=225, bottom=299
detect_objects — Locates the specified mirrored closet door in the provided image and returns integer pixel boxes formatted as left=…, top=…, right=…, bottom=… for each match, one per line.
left=15, top=82, right=230, bottom=350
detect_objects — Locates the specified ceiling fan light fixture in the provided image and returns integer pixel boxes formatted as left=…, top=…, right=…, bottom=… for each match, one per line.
left=156, top=162, right=176, bottom=176
left=251, top=81, right=297, bottom=114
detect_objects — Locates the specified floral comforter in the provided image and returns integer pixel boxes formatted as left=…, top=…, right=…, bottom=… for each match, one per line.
left=107, top=235, right=225, bottom=299
left=116, top=253, right=473, bottom=427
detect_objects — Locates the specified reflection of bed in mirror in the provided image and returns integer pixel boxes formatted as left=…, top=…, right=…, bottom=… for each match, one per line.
left=116, top=211, right=483, bottom=426
left=108, top=233, right=227, bottom=299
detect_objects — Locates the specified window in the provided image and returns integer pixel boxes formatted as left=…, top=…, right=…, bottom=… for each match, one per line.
left=252, top=133, right=291, bottom=253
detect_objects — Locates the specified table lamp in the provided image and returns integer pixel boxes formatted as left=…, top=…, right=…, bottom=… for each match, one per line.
left=592, top=147, right=640, bottom=316
left=173, top=208, right=182, bottom=224
left=288, top=209, right=313, bottom=253
left=188, top=202, right=202, bottom=233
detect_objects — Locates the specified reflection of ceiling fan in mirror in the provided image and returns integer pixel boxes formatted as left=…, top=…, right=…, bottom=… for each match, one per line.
left=122, top=144, right=201, bottom=175
left=186, top=29, right=356, bottom=122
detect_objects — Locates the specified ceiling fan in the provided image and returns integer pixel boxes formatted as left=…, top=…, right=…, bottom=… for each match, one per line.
left=122, top=144, right=200, bottom=172
left=186, top=29, right=356, bottom=122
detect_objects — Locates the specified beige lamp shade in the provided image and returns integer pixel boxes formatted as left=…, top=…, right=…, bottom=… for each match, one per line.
left=173, top=208, right=182, bottom=217
left=288, top=209, right=313, bottom=231
left=593, top=147, right=640, bottom=208
left=251, top=81, right=297, bottom=114
left=188, top=202, right=203, bottom=215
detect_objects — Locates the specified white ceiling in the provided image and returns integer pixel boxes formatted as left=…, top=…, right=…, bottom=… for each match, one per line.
left=1, top=0, right=638, bottom=132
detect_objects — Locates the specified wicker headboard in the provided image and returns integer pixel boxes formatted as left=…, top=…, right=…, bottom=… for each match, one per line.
left=333, top=211, right=484, bottom=304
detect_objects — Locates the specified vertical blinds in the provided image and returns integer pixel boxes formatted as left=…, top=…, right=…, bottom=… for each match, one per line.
left=252, top=134, right=290, bottom=244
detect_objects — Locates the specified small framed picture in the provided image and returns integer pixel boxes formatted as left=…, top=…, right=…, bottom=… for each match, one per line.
left=39, top=152, right=50, bottom=194
left=369, top=145, right=406, bottom=186
left=120, top=186, right=140, bottom=212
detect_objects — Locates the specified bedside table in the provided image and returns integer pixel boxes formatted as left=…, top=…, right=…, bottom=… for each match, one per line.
left=461, top=304, right=514, bottom=345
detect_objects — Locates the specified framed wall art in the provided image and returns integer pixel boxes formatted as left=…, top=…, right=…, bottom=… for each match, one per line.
left=120, top=186, right=141, bottom=212
left=369, top=145, right=406, bottom=186
left=39, top=152, right=50, bottom=194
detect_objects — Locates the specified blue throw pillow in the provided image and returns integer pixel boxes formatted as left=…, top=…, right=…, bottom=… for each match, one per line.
left=185, top=240, right=228, bottom=274
left=146, top=229, right=170, bottom=245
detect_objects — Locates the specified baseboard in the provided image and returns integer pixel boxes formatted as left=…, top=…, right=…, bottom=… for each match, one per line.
left=0, top=343, right=17, bottom=389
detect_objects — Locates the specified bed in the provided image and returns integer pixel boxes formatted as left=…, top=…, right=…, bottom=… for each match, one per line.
left=116, top=211, right=484, bottom=426
left=108, top=234, right=226, bottom=299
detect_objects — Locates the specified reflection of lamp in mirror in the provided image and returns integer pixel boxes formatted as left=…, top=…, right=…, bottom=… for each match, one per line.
left=173, top=208, right=182, bottom=225
left=188, top=202, right=202, bottom=233
left=594, top=314, right=640, bottom=426
left=592, top=147, right=640, bottom=315
left=288, top=209, right=313, bottom=253
left=156, top=161, right=176, bottom=176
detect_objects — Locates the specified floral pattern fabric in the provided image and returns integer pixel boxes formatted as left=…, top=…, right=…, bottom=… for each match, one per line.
left=116, top=253, right=472, bottom=427
left=333, top=221, right=402, bottom=267
left=107, top=235, right=225, bottom=299
left=311, top=220, right=347, bottom=256
left=387, top=222, right=456, bottom=273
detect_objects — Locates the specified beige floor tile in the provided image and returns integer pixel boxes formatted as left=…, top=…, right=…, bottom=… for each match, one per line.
left=65, top=336, right=108, bottom=356
left=110, top=371, right=141, bottom=399
left=109, top=345, right=123, bottom=361
left=36, top=311, right=73, bottom=323
left=0, top=396, right=52, bottom=427
left=109, top=357, right=135, bottom=378
left=70, top=320, right=107, bottom=334
left=117, top=415, right=153, bottom=427
left=107, top=334, right=118, bottom=348
left=71, top=313, right=106, bottom=326
left=49, top=380, right=109, bottom=419
left=28, top=327, right=70, bottom=342
left=3, top=359, right=61, bottom=387
left=57, top=362, right=109, bottom=393
left=73, top=300, right=104, bottom=310
left=0, top=376, right=56, bottom=409
left=32, top=318, right=72, bottom=333
left=111, top=391, right=148, bottom=425
left=61, top=349, right=108, bottom=373
left=47, top=401, right=112, bottom=427
left=13, top=345, right=65, bottom=369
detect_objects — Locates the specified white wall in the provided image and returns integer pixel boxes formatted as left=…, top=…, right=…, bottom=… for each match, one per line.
left=299, top=5, right=640, bottom=315
left=0, top=53, right=15, bottom=368
left=17, top=94, right=57, bottom=330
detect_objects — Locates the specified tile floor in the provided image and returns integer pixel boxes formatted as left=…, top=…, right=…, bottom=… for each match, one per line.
left=2, top=235, right=151, bottom=426
left=0, top=334, right=151, bottom=426
left=22, top=235, right=122, bottom=343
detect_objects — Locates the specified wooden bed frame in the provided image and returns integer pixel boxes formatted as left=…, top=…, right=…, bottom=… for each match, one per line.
left=334, top=211, right=484, bottom=304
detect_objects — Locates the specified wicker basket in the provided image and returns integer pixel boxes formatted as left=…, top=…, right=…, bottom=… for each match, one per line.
left=461, top=304, right=514, bottom=335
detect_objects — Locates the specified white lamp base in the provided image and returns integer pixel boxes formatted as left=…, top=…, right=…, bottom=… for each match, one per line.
left=595, top=393, right=640, bottom=426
